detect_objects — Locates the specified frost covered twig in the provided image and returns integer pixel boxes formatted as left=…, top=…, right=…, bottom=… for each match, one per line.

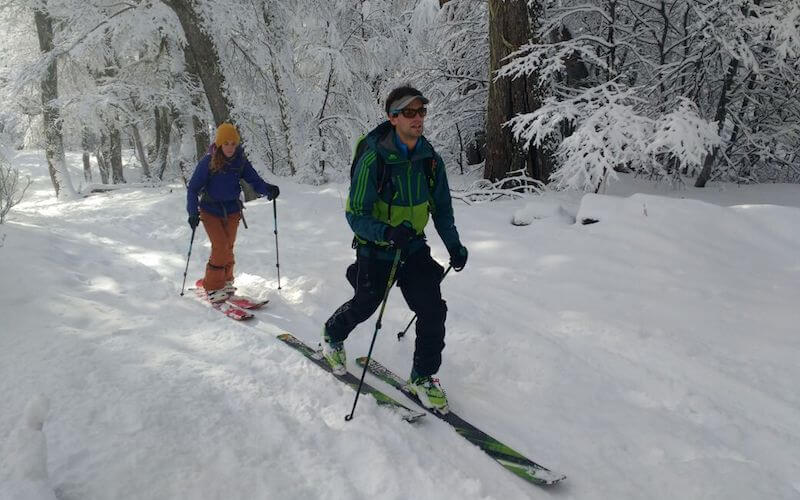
left=451, top=169, right=543, bottom=204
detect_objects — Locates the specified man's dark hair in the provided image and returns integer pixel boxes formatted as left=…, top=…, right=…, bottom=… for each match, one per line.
left=385, top=85, right=424, bottom=115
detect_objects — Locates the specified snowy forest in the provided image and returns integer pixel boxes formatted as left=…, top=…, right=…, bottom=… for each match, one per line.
left=1, top=0, right=798, bottom=201
left=2, top=1, right=800, bottom=500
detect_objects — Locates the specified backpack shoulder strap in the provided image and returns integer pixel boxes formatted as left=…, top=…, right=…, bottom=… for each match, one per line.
left=425, top=156, right=436, bottom=190
left=351, top=138, right=390, bottom=194
left=350, top=136, right=368, bottom=180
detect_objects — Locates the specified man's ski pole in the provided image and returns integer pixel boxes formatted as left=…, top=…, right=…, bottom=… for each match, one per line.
left=396, top=264, right=452, bottom=340
left=272, top=199, right=281, bottom=290
left=179, top=226, right=197, bottom=296
left=345, top=249, right=403, bottom=422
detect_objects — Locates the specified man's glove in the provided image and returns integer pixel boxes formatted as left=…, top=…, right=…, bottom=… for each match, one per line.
left=265, top=184, right=280, bottom=201
left=449, top=244, right=468, bottom=272
left=188, top=214, right=200, bottom=229
left=384, top=223, right=416, bottom=251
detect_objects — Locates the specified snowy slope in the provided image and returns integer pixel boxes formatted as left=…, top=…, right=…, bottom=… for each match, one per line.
left=1, top=151, right=799, bottom=500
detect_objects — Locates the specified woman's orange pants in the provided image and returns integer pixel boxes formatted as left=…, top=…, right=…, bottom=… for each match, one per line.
left=200, top=209, right=241, bottom=291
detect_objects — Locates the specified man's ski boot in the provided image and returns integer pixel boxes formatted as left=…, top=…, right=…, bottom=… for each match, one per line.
left=321, top=329, right=347, bottom=376
left=407, top=372, right=449, bottom=414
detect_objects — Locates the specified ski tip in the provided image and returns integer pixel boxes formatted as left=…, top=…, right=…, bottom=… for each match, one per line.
left=504, top=461, right=566, bottom=486
left=403, top=411, right=427, bottom=423
left=541, top=473, right=567, bottom=486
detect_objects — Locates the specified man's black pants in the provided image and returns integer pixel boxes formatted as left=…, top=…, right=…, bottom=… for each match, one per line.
left=324, top=245, right=447, bottom=377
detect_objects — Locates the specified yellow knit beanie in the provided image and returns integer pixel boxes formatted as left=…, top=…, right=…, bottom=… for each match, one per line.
left=214, top=123, right=240, bottom=147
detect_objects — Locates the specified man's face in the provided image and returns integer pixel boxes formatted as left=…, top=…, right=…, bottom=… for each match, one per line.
left=389, top=97, right=425, bottom=142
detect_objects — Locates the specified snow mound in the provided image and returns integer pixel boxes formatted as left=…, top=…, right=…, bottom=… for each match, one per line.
left=512, top=200, right=575, bottom=226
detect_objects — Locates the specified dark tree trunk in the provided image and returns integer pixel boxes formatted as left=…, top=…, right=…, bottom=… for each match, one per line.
left=81, top=129, right=93, bottom=182
left=163, top=0, right=233, bottom=125
left=260, top=3, right=297, bottom=176
left=695, top=56, right=739, bottom=187
left=157, top=107, right=176, bottom=180
left=33, top=4, right=73, bottom=198
left=183, top=46, right=211, bottom=161
left=131, top=124, right=151, bottom=180
left=154, top=106, right=173, bottom=180
left=82, top=152, right=92, bottom=182
left=109, top=126, right=125, bottom=183
left=192, top=115, right=210, bottom=160
left=96, top=135, right=110, bottom=184
left=484, top=0, right=552, bottom=183
left=695, top=0, right=760, bottom=187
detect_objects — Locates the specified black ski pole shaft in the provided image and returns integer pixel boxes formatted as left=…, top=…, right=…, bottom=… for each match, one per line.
left=345, top=249, right=403, bottom=422
left=397, top=264, right=452, bottom=340
left=179, top=226, right=197, bottom=296
left=272, top=199, right=281, bottom=290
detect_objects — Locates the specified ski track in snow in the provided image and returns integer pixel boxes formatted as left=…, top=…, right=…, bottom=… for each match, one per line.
left=1, top=151, right=799, bottom=499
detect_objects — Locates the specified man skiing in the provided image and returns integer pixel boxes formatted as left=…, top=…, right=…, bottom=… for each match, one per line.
left=322, top=85, right=468, bottom=413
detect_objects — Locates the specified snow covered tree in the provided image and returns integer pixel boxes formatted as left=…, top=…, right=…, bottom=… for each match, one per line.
left=500, top=0, right=800, bottom=190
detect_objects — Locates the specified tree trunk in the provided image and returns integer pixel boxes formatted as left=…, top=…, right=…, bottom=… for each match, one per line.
left=316, top=53, right=335, bottom=176
left=154, top=106, right=173, bottom=180
left=183, top=47, right=211, bottom=161
left=695, top=0, right=760, bottom=188
left=157, top=108, right=175, bottom=180
left=169, top=107, right=188, bottom=180
left=131, top=124, right=151, bottom=180
left=484, top=0, right=551, bottom=182
left=33, top=4, right=77, bottom=199
left=162, top=0, right=233, bottom=125
left=81, top=129, right=93, bottom=182
left=261, top=3, right=297, bottom=176
left=96, top=136, right=110, bottom=184
left=109, top=126, right=125, bottom=183
left=192, top=115, right=210, bottom=160
left=82, top=152, right=92, bottom=182
left=695, top=56, right=739, bottom=188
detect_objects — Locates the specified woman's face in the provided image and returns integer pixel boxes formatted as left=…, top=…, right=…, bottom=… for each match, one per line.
left=221, top=141, right=237, bottom=158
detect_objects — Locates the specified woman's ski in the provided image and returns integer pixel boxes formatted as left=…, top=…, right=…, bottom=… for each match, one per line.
left=191, top=288, right=254, bottom=320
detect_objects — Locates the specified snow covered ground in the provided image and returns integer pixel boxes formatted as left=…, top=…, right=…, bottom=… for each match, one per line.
left=1, top=151, right=799, bottom=500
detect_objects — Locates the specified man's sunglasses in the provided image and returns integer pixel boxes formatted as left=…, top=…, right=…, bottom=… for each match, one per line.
left=391, top=107, right=428, bottom=118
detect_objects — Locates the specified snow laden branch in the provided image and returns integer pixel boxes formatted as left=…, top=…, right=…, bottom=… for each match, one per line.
left=451, top=168, right=544, bottom=204
left=496, top=38, right=610, bottom=86
left=506, top=82, right=720, bottom=192
left=646, top=98, right=723, bottom=181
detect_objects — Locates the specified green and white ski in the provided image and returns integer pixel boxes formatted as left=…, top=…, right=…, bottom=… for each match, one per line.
left=276, top=333, right=425, bottom=423
left=356, top=356, right=566, bottom=486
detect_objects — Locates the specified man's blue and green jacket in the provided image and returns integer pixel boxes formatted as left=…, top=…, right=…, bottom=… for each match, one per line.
left=347, top=121, right=462, bottom=259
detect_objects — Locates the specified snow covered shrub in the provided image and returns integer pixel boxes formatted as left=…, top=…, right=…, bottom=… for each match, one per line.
left=0, top=157, right=31, bottom=224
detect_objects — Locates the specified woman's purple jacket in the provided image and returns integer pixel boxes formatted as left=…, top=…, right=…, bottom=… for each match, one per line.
left=186, top=145, right=275, bottom=217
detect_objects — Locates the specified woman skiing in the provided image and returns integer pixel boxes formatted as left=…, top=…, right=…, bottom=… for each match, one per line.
left=186, top=123, right=280, bottom=302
